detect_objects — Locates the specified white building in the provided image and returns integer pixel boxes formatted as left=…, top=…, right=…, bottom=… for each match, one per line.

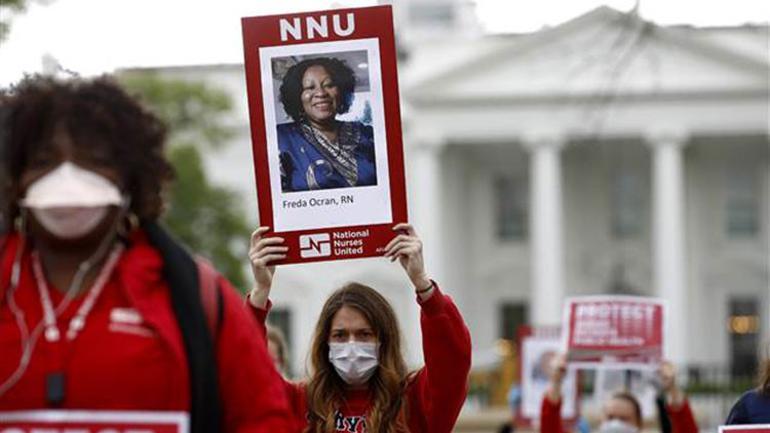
left=125, top=5, right=769, bottom=382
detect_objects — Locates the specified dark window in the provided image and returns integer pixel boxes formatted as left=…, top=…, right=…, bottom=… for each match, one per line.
left=726, top=169, right=759, bottom=237
left=499, top=303, right=528, bottom=341
left=611, top=171, right=643, bottom=238
left=495, top=176, right=528, bottom=241
left=728, top=297, right=760, bottom=379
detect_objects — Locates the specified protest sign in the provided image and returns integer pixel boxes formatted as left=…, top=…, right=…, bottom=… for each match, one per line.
left=0, top=410, right=188, bottom=432
left=719, top=426, right=770, bottom=433
left=561, top=296, right=665, bottom=369
left=515, top=326, right=579, bottom=429
left=241, top=6, right=407, bottom=264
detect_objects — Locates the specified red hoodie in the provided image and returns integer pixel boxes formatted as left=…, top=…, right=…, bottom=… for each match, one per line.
left=253, top=285, right=472, bottom=433
left=540, top=394, right=699, bottom=433
left=0, top=232, right=291, bottom=432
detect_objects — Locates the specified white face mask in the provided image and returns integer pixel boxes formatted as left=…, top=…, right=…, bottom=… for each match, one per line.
left=597, top=419, right=640, bottom=433
left=328, top=341, right=379, bottom=386
left=21, top=162, right=123, bottom=239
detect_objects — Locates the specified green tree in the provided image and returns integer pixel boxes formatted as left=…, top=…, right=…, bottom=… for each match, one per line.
left=119, top=72, right=251, bottom=290
left=1, top=0, right=27, bottom=41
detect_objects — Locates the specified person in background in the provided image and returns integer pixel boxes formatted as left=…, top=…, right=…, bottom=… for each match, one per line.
left=0, top=75, right=290, bottom=432
left=266, top=325, right=290, bottom=378
left=248, top=224, right=472, bottom=433
left=725, top=349, right=770, bottom=424
left=541, top=355, right=698, bottom=433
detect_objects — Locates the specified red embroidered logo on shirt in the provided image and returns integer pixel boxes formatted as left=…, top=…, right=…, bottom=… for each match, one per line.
left=334, top=411, right=366, bottom=433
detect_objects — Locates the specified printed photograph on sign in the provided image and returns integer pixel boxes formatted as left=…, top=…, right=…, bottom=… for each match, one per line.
left=271, top=50, right=377, bottom=193
left=521, top=337, right=578, bottom=420
left=259, top=38, right=392, bottom=233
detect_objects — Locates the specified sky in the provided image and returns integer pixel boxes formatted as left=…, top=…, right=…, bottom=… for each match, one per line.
left=0, top=0, right=767, bottom=87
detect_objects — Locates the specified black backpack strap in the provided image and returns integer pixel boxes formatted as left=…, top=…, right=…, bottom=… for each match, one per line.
left=142, top=221, right=222, bottom=433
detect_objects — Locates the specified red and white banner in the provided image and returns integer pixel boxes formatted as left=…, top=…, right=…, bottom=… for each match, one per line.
left=241, top=6, right=407, bottom=264
left=0, top=410, right=188, bottom=432
left=719, top=426, right=770, bottom=433
left=561, top=296, right=665, bottom=369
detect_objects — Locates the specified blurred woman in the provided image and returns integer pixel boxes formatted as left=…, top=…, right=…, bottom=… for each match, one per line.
left=0, top=75, right=290, bottom=432
left=267, top=325, right=290, bottom=378
left=725, top=350, right=770, bottom=424
left=540, top=355, right=698, bottom=433
left=248, top=224, right=471, bottom=433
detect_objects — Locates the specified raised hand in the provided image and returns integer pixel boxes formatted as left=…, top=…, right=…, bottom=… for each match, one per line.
left=248, top=227, right=287, bottom=308
left=383, top=223, right=432, bottom=293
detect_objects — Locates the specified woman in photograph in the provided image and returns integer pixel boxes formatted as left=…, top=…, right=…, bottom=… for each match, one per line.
left=0, top=75, right=290, bottom=432
left=248, top=224, right=472, bottom=433
left=277, top=57, right=377, bottom=192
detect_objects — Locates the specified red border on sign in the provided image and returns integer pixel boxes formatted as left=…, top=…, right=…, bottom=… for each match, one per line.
left=241, top=6, right=407, bottom=264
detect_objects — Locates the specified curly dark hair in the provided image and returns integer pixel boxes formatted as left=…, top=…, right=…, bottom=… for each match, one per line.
left=278, top=57, right=356, bottom=122
left=0, top=74, right=174, bottom=228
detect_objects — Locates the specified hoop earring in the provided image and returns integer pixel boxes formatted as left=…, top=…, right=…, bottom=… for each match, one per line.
left=117, top=212, right=139, bottom=239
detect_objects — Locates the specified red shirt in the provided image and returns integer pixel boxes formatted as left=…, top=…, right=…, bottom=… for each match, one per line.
left=0, top=232, right=291, bottom=432
left=253, top=285, right=472, bottom=433
left=540, top=394, right=699, bottom=433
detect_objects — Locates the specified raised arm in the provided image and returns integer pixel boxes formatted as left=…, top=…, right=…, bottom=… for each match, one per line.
left=246, top=227, right=287, bottom=336
left=384, top=223, right=472, bottom=433
left=540, top=354, right=568, bottom=433
left=659, top=361, right=698, bottom=433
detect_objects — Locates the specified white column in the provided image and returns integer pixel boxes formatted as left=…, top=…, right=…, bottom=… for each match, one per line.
left=409, top=139, right=446, bottom=288
left=647, top=131, right=689, bottom=366
left=405, top=137, right=445, bottom=367
left=524, top=134, right=566, bottom=327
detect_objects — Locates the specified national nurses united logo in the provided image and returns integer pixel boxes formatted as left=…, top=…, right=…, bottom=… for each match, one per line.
left=300, top=233, right=332, bottom=258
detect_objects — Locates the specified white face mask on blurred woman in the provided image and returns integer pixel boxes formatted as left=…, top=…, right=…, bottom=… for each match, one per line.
left=328, top=341, right=379, bottom=386
left=21, top=161, right=123, bottom=239
left=597, top=419, right=640, bottom=433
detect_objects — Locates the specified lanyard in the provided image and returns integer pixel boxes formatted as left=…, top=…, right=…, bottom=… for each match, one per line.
left=31, top=245, right=124, bottom=343
left=29, top=245, right=124, bottom=407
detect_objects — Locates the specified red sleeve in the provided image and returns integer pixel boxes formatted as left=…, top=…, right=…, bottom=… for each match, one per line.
left=406, top=284, right=472, bottom=433
left=215, top=279, right=293, bottom=433
left=248, top=295, right=272, bottom=339
left=540, top=397, right=566, bottom=433
left=667, top=400, right=698, bottom=433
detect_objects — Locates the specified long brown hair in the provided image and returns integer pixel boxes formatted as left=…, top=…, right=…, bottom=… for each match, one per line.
left=305, top=282, right=410, bottom=433
left=760, top=346, right=770, bottom=396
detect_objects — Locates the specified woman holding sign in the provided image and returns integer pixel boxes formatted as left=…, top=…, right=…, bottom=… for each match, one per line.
left=277, top=56, right=377, bottom=192
left=248, top=224, right=471, bottom=433
left=541, top=355, right=698, bottom=433
left=0, top=75, right=290, bottom=432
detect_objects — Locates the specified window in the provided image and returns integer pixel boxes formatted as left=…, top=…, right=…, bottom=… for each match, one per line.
left=728, top=297, right=760, bottom=379
left=726, top=169, right=759, bottom=237
left=610, top=171, right=643, bottom=238
left=499, top=303, right=528, bottom=341
left=495, top=176, right=528, bottom=241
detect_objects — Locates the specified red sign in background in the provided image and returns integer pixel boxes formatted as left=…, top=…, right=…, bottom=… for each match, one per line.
left=719, top=426, right=770, bottom=433
left=0, top=410, right=187, bottom=432
left=241, top=6, right=407, bottom=265
left=562, top=296, right=665, bottom=366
